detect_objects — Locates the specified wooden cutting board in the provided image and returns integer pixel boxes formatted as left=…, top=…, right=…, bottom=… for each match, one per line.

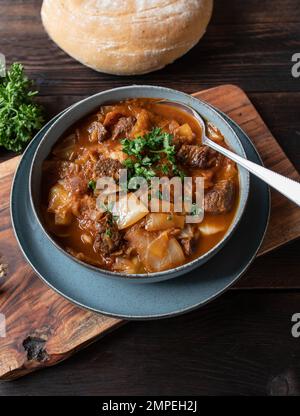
left=0, top=84, right=299, bottom=381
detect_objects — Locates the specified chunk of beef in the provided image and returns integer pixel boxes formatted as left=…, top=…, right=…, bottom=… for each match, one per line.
left=180, top=238, right=195, bottom=256
left=111, top=116, right=136, bottom=140
left=95, top=156, right=123, bottom=181
left=204, top=180, right=235, bottom=214
left=93, top=212, right=124, bottom=256
left=179, top=225, right=200, bottom=256
left=176, top=145, right=217, bottom=169
left=88, top=121, right=108, bottom=143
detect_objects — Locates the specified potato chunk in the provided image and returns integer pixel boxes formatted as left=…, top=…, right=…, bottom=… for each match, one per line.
left=174, top=123, right=194, bottom=143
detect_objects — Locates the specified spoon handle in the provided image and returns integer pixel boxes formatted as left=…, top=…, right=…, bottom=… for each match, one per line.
left=205, top=137, right=300, bottom=207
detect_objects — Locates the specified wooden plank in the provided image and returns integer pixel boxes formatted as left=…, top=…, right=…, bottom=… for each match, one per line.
left=2, top=0, right=300, bottom=24
left=212, top=0, right=300, bottom=23
left=235, top=240, right=300, bottom=289
left=0, top=1, right=299, bottom=94
left=1, top=291, right=300, bottom=395
left=248, top=92, right=300, bottom=173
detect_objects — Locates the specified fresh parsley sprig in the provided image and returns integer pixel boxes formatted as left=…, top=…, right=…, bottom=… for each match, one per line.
left=0, top=63, right=44, bottom=152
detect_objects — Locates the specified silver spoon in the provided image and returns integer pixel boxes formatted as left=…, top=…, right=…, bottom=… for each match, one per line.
left=157, top=100, right=300, bottom=207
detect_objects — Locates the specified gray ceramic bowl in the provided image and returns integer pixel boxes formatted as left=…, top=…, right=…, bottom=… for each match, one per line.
left=29, top=85, right=250, bottom=283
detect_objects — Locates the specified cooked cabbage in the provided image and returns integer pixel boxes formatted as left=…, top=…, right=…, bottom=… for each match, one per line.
left=113, top=257, right=141, bottom=274
left=112, top=193, right=149, bottom=230
left=144, top=231, right=185, bottom=272
left=48, top=183, right=73, bottom=225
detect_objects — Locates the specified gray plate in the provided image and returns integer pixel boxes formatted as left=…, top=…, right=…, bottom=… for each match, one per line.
left=11, top=110, right=270, bottom=320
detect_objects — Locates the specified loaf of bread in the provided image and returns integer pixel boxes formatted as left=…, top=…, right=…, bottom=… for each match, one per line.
left=41, top=0, right=213, bottom=75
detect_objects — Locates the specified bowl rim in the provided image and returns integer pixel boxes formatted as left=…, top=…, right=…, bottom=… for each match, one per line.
left=29, top=85, right=250, bottom=280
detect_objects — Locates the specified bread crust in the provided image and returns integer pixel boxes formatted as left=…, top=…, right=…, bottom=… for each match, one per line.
left=41, top=0, right=213, bottom=75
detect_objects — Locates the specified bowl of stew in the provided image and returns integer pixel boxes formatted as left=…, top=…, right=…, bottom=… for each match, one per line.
left=29, top=86, right=250, bottom=283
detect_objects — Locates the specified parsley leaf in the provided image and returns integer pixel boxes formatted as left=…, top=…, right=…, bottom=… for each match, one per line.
left=190, top=203, right=202, bottom=216
left=105, top=228, right=112, bottom=238
left=88, top=180, right=96, bottom=191
left=161, top=164, right=170, bottom=175
left=0, top=63, right=44, bottom=152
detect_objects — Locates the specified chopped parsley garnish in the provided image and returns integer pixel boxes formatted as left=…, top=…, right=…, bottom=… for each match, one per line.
left=190, top=203, right=202, bottom=216
left=105, top=228, right=112, bottom=238
left=121, top=127, right=185, bottom=183
left=88, top=180, right=96, bottom=191
left=161, top=164, right=170, bottom=175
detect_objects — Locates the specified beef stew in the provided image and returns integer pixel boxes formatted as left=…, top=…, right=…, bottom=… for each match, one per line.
left=40, top=98, right=239, bottom=274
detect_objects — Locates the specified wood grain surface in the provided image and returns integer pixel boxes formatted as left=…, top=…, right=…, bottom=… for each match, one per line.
left=0, top=84, right=299, bottom=381
left=0, top=0, right=299, bottom=396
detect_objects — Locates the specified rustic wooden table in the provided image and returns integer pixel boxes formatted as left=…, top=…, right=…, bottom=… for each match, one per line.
left=0, top=0, right=300, bottom=396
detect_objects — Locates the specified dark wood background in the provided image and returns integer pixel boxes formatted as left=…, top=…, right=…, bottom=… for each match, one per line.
left=0, top=0, right=300, bottom=395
